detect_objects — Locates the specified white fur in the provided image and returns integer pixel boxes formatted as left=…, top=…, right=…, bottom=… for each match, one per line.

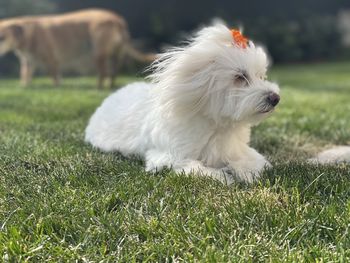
left=309, top=146, right=350, bottom=164
left=85, top=22, right=280, bottom=184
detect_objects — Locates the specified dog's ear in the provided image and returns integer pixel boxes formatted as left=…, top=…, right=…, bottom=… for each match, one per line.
left=6, top=24, right=25, bottom=47
left=0, top=31, right=5, bottom=42
left=9, top=25, right=24, bottom=40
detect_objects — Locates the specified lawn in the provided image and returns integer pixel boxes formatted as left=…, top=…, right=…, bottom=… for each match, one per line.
left=0, top=62, right=350, bottom=262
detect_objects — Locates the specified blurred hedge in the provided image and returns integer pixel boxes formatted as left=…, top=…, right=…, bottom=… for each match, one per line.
left=246, top=15, right=343, bottom=63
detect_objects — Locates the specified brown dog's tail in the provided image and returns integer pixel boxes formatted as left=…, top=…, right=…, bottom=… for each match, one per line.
left=124, top=44, right=157, bottom=63
left=116, top=18, right=157, bottom=63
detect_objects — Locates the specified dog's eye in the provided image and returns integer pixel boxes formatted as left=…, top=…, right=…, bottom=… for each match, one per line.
left=259, top=75, right=267, bottom=81
left=234, top=73, right=248, bottom=86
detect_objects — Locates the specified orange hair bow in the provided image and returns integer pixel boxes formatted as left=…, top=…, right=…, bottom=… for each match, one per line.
left=231, top=29, right=248, bottom=49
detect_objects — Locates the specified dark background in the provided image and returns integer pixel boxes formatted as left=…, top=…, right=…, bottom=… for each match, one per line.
left=1, top=0, right=350, bottom=75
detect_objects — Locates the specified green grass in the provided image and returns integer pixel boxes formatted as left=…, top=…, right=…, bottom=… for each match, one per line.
left=1, top=62, right=350, bottom=262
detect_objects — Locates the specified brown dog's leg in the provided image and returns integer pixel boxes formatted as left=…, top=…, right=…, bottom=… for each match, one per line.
left=42, top=50, right=61, bottom=86
left=96, top=54, right=108, bottom=89
left=48, top=63, right=61, bottom=86
left=19, top=55, right=34, bottom=86
left=109, top=55, right=117, bottom=89
left=109, top=49, right=125, bottom=89
left=109, top=54, right=121, bottom=89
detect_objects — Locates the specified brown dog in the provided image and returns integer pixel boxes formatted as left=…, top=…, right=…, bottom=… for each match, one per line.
left=0, top=9, right=154, bottom=88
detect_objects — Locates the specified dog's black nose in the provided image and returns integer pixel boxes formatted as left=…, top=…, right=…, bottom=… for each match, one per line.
left=267, top=92, right=280, bottom=107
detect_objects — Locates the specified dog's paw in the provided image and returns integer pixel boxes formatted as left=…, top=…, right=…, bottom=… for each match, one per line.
left=236, top=169, right=261, bottom=183
left=264, top=160, right=272, bottom=169
left=227, top=155, right=271, bottom=183
left=225, top=165, right=263, bottom=183
left=175, top=162, right=235, bottom=185
left=218, top=167, right=235, bottom=185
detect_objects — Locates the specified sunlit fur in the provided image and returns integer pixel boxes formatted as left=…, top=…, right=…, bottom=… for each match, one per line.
left=309, top=146, right=350, bottom=164
left=85, top=22, right=280, bottom=184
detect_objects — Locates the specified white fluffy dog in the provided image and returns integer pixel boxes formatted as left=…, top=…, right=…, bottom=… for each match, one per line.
left=85, top=22, right=280, bottom=184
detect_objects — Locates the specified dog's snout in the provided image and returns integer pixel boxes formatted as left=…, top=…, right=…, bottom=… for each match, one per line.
left=267, top=92, right=280, bottom=107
